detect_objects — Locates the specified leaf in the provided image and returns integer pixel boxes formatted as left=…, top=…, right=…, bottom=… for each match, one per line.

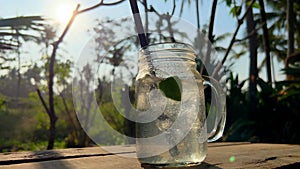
left=252, top=2, right=261, bottom=9
left=232, top=50, right=246, bottom=59
left=278, top=88, right=300, bottom=101
left=0, top=16, right=43, bottom=27
left=214, top=32, right=231, bottom=42
left=246, top=1, right=261, bottom=9
left=257, top=78, right=273, bottom=95
left=159, top=76, right=182, bottom=101
left=230, top=6, right=242, bottom=16
left=225, top=0, right=232, bottom=6
left=282, top=67, right=300, bottom=76
left=0, top=66, right=10, bottom=69
left=239, top=79, right=247, bottom=89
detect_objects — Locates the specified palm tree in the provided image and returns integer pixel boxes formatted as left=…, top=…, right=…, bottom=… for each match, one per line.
left=0, top=16, right=44, bottom=99
left=245, top=0, right=258, bottom=116
left=263, top=1, right=300, bottom=69
left=0, top=15, right=44, bottom=70
left=0, top=16, right=44, bottom=51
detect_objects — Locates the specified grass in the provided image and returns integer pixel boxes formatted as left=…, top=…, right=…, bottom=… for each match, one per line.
left=0, top=139, right=66, bottom=153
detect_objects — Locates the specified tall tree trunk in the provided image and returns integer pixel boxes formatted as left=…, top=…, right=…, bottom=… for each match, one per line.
left=286, top=0, right=295, bottom=80
left=258, top=0, right=272, bottom=84
left=287, top=0, right=295, bottom=56
left=208, top=0, right=218, bottom=44
left=195, top=0, right=204, bottom=73
left=46, top=5, right=80, bottom=149
left=201, top=0, right=218, bottom=75
left=246, top=0, right=258, bottom=116
left=195, top=0, right=201, bottom=30
left=48, top=117, right=57, bottom=149
left=206, top=0, right=218, bottom=66
left=47, top=42, right=58, bottom=150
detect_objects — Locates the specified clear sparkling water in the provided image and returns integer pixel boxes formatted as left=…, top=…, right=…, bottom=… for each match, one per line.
left=135, top=73, right=207, bottom=167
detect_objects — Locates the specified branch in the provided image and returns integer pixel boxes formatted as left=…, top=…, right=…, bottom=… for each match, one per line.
left=149, top=5, right=162, bottom=17
left=258, top=57, right=266, bottom=72
left=212, top=0, right=255, bottom=77
left=59, top=91, right=79, bottom=140
left=171, top=0, right=176, bottom=16
left=258, top=0, right=272, bottom=83
left=208, top=0, right=218, bottom=43
left=36, top=88, right=50, bottom=115
left=140, top=0, right=174, bottom=19
left=142, top=3, right=177, bottom=43
left=166, top=14, right=176, bottom=42
left=201, top=0, right=218, bottom=74
left=78, top=0, right=126, bottom=14
left=179, top=0, right=185, bottom=17
left=234, top=21, right=265, bottom=43
left=47, top=4, right=80, bottom=126
left=222, top=0, right=255, bottom=64
left=55, top=4, right=80, bottom=46
left=195, top=0, right=200, bottom=30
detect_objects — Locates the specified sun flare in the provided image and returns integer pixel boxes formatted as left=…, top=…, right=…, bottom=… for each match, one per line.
left=55, top=4, right=74, bottom=24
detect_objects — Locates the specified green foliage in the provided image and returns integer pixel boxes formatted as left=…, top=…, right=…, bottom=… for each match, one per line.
left=0, top=16, right=43, bottom=28
left=0, top=94, right=48, bottom=152
left=0, top=139, right=65, bottom=152
left=1, top=0, right=300, bottom=153
left=223, top=72, right=253, bottom=141
left=0, top=55, right=75, bottom=151
left=282, top=67, right=300, bottom=76
left=230, top=5, right=242, bottom=16
left=0, top=97, right=6, bottom=110
left=95, top=102, right=127, bottom=145
left=244, top=1, right=261, bottom=9
left=256, top=78, right=300, bottom=143
left=55, top=59, right=73, bottom=85
left=251, top=2, right=261, bottom=9
left=225, top=0, right=232, bottom=6
left=227, top=1, right=260, bottom=17
left=224, top=71, right=300, bottom=143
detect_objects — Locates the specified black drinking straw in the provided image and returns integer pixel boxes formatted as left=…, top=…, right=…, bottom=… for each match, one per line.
left=129, top=0, right=148, bottom=48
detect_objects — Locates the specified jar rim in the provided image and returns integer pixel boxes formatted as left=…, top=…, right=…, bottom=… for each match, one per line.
left=139, top=42, right=196, bottom=62
left=140, top=42, right=195, bottom=52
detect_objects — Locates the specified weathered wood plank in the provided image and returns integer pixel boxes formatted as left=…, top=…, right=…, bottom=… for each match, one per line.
left=0, top=155, right=140, bottom=169
left=0, top=145, right=136, bottom=164
left=0, top=143, right=299, bottom=169
left=205, top=143, right=300, bottom=169
left=0, top=147, right=108, bottom=164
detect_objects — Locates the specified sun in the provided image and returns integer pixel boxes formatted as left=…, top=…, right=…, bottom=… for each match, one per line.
left=55, top=3, right=74, bottom=24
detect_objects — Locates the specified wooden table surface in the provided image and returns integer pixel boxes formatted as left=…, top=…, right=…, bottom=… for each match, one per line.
left=0, top=142, right=300, bottom=169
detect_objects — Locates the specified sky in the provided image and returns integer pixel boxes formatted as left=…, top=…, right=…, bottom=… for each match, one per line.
left=0, top=0, right=285, bottom=82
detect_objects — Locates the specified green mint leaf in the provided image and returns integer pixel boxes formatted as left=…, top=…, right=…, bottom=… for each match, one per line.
left=158, top=76, right=182, bottom=101
left=225, top=0, right=232, bottom=6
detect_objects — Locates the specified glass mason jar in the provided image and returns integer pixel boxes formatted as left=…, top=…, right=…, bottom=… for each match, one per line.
left=135, top=42, right=226, bottom=168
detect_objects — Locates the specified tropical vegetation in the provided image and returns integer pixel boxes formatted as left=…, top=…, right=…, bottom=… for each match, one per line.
left=0, top=0, right=300, bottom=152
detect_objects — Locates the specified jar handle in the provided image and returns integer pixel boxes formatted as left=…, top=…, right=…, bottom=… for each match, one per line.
left=202, top=75, right=226, bottom=142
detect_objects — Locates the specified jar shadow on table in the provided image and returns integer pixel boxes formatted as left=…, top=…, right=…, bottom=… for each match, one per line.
left=141, top=162, right=222, bottom=169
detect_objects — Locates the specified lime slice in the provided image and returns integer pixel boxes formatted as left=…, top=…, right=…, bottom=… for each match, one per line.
left=158, top=76, right=182, bottom=101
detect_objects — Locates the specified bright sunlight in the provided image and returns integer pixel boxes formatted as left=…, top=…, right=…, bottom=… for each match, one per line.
left=55, top=3, right=74, bottom=24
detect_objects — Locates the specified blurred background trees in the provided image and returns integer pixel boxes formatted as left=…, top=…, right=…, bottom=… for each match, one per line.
left=0, top=0, right=300, bottom=152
